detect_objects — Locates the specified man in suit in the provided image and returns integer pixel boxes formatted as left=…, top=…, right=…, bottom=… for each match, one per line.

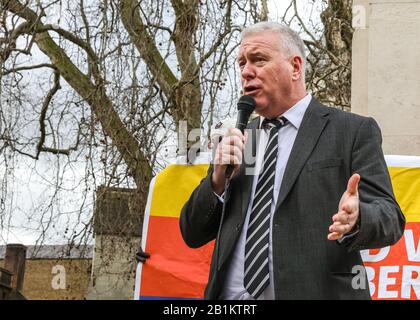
left=179, top=22, right=405, bottom=300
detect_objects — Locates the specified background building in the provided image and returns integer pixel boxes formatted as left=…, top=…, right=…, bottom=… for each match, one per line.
left=352, top=0, right=420, bottom=156
left=0, top=244, right=92, bottom=300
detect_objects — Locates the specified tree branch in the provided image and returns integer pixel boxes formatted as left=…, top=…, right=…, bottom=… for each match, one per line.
left=1, top=63, right=56, bottom=76
left=2, top=0, right=153, bottom=185
left=36, top=69, right=61, bottom=159
left=120, top=0, right=178, bottom=99
left=194, top=0, right=236, bottom=75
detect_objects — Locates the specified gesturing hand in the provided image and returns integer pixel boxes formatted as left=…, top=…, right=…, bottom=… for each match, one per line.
left=328, top=173, right=361, bottom=241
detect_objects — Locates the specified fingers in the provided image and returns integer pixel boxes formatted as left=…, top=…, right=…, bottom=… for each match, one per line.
left=327, top=232, right=342, bottom=241
left=214, top=128, right=246, bottom=166
left=224, top=135, right=246, bottom=152
left=215, top=141, right=243, bottom=165
left=212, top=129, right=246, bottom=186
left=346, top=173, right=360, bottom=195
left=333, top=210, right=357, bottom=225
left=329, top=173, right=360, bottom=241
left=329, top=221, right=352, bottom=235
left=244, top=130, right=249, bottom=145
left=341, top=196, right=359, bottom=213
left=225, top=128, right=247, bottom=147
left=328, top=209, right=359, bottom=241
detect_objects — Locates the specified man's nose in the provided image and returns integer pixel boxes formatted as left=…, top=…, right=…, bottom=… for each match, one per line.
left=241, top=62, right=256, bottom=80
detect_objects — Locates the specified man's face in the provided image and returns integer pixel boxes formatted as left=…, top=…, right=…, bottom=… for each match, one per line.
left=238, top=32, right=295, bottom=117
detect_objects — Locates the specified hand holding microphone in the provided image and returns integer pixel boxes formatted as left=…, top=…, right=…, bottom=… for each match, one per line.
left=211, top=96, right=255, bottom=195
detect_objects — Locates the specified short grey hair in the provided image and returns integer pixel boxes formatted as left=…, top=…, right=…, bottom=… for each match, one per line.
left=242, top=22, right=306, bottom=79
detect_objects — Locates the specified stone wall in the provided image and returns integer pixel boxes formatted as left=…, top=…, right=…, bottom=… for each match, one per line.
left=0, top=258, right=91, bottom=300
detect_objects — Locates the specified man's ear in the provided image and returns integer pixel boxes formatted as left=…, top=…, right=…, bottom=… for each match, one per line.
left=291, top=55, right=303, bottom=81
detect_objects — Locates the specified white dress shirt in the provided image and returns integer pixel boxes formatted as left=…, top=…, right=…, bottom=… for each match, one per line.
left=219, top=94, right=312, bottom=300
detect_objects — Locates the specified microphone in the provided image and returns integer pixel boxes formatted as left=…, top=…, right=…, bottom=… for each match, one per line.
left=225, top=95, right=256, bottom=178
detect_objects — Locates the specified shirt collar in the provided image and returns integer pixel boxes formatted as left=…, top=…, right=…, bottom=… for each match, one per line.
left=259, top=94, right=312, bottom=130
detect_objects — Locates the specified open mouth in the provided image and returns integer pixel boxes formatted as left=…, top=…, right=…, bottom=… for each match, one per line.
left=244, top=85, right=261, bottom=95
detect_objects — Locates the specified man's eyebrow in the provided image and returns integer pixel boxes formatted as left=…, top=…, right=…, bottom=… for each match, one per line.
left=237, top=50, right=266, bottom=62
left=249, top=50, right=267, bottom=57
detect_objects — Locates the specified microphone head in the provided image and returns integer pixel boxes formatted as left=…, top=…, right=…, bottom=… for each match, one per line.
left=237, top=95, right=256, bottom=115
left=235, top=95, right=256, bottom=133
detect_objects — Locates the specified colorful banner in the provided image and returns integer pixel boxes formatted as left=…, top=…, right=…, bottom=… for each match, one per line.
left=361, top=155, right=420, bottom=300
left=135, top=154, right=214, bottom=300
left=135, top=154, right=420, bottom=300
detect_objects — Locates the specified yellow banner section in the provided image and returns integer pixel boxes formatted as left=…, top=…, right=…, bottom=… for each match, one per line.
left=388, top=167, right=420, bottom=222
left=150, top=164, right=210, bottom=217
left=148, top=163, right=420, bottom=223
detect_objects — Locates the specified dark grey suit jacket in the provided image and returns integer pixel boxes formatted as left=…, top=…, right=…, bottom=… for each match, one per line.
left=180, top=98, right=405, bottom=300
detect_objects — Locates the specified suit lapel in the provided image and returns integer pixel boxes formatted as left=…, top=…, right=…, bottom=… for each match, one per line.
left=275, top=98, right=330, bottom=211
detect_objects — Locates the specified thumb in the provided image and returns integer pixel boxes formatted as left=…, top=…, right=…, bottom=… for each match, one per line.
left=347, top=173, right=360, bottom=195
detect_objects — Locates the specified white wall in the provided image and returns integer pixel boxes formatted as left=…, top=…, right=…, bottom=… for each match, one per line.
left=352, top=0, right=420, bottom=156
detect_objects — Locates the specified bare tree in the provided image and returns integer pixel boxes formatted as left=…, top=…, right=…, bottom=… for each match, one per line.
left=0, top=0, right=270, bottom=247
left=0, top=0, right=355, bottom=299
left=283, top=0, right=353, bottom=110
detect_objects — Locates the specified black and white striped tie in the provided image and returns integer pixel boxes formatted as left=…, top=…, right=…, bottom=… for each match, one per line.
left=244, top=116, right=288, bottom=299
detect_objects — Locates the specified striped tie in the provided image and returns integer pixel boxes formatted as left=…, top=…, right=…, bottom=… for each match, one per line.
left=244, top=116, right=287, bottom=299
